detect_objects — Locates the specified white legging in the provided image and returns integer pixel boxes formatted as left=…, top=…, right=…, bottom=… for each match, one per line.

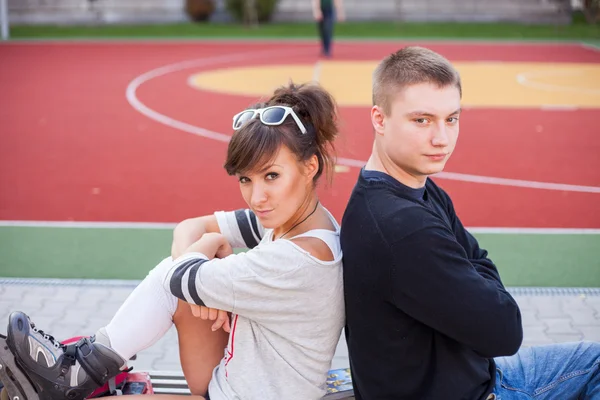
left=103, top=257, right=177, bottom=361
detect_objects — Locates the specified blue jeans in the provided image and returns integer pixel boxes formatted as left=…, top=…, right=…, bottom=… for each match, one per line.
left=492, top=341, right=600, bottom=399
left=318, top=8, right=335, bottom=56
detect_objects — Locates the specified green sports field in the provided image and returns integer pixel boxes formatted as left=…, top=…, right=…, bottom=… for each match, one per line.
left=0, top=226, right=598, bottom=287
left=8, top=13, right=600, bottom=41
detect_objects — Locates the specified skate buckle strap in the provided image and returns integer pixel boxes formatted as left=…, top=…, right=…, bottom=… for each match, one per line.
left=58, top=343, right=77, bottom=378
left=73, top=338, right=104, bottom=386
left=73, top=337, right=121, bottom=388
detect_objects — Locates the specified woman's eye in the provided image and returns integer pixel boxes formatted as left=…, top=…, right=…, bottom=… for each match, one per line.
left=266, top=172, right=279, bottom=180
left=238, top=176, right=250, bottom=184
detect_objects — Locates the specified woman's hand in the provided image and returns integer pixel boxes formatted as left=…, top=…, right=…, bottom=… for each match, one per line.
left=184, top=232, right=233, bottom=259
left=172, top=218, right=206, bottom=259
left=184, top=233, right=233, bottom=332
left=171, top=216, right=222, bottom=259
left=189, top=304, right=231, bottom=332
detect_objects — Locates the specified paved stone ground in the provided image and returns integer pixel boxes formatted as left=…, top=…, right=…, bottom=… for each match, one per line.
left=0, top=281, right=599, bottom=373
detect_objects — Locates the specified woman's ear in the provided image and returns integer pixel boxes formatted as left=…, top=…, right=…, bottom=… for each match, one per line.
left=303, top=154, right=319, bottom=181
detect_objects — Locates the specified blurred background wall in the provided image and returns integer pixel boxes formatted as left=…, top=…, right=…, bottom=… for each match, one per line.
left=5, top=0, right=582, bottom=26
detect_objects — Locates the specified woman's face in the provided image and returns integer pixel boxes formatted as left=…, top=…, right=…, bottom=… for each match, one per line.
left=237, top=145, right=317, bottom=230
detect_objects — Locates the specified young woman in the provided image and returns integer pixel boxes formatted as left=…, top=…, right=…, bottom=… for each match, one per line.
left=1, top=82, right=344, bottom=400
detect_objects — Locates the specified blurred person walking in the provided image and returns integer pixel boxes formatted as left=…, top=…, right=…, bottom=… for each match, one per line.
left=312, top=0, right=345, bottom=58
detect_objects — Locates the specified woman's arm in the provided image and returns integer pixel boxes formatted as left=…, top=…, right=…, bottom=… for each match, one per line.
left=165, top=240, right=309, bottom=323
left=173, top=210, right=265, bottom=259
left=172, top=215, right=221, bottom=259
left=183, top=232, right=233, bottom=260
left=178, top=232, right=234, bottom=331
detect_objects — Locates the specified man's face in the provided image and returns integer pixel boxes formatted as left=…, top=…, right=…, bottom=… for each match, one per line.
left=372, top=82, right=461, bottom=185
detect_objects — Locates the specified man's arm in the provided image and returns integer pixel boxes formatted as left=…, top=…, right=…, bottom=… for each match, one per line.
left=389, top=222, right=523, bottom=358
left=443, top=194, right=504, bottom=284
left=312, top=0, right=322, bottom=20
left=334, top=0, right=345, bottom=20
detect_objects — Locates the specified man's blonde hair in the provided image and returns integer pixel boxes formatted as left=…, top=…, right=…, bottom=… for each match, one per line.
left=372, top=46, right=462, bottom=116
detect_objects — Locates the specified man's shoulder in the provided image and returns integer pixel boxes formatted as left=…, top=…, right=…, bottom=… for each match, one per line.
left=343, top=193, right=438, bottom=238
left=344, top=186, right=417, bottom=219
left=426, top=178, right=452, bottom=203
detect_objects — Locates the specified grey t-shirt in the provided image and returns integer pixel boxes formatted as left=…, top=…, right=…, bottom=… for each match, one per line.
left=165, top=208, right=345, bottom=400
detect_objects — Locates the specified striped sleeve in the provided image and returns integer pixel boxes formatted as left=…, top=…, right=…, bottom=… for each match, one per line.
left=165, top=252, right=213, bottom=307
left=164, top=242, right=307, bottom=318
left=215, top=209, right=264, bottom=249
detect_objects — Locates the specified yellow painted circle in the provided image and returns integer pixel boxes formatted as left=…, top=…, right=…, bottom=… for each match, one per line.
left=188, top=61, right=600, bottom=108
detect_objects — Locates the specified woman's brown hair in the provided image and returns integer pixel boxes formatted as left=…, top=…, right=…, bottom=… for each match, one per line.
left=224, top=81, right=339, bottom=185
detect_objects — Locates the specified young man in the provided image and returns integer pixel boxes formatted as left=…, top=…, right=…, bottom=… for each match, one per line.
left=312, top=0, right=345, bottom=58
left=340, top=46, right=600, bottom=400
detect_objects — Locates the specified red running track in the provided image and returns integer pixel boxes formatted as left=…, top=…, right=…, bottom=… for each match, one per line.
left=0, top=41, right=598, bottom=227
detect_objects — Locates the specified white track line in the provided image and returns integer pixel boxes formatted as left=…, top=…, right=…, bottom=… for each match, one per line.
left=540, top=105, right=579, bottom=111
left=126, top=49, right=312, bottom=143
left=1, top=220, right=598, bottom=233
left=517, top=70, right=600, bottom=95
left=312, top=61, right=322, bottom=82
left=0, top=220, right=177, bottom=229
left=321, top=158, right=600, bottom=193
left=467, top=227, right=600, bottom=234
left=125, top=52, right=600, bottom=194
left=126, top=47, right=315, bottom=144
left=434, top=171, right=600, bottom=193
left=580, top=42, right=600, bottom=53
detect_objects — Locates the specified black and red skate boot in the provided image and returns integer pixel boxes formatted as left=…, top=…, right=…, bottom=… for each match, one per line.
left=0, top=312, right=125, bottom=400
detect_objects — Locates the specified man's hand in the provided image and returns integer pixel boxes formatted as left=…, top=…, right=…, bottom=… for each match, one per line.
left=313, top=9, right=323, bottom=21
left=190, top=304, right=231, bottom=332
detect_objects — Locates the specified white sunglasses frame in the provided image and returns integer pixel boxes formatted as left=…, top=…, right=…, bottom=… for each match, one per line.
left=232, top=106, right=307, bottom=134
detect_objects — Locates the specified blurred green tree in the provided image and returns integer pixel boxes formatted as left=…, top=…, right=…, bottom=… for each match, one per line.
left=583, top=0, right=600, bottom=23
left=225, top=0, right=279, bottom=24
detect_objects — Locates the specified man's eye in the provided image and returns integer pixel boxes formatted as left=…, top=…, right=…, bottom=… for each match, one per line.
left=447, top=117, right=459, bottom=124
left=415, top=118, right=428, bottom=124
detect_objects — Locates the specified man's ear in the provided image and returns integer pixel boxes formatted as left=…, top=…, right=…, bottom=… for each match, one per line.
left=371, top=106, right=385, bottom=135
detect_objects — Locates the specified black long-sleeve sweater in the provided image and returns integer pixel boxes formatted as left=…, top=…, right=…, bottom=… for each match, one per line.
left=340, top=169, right=523, bottom=400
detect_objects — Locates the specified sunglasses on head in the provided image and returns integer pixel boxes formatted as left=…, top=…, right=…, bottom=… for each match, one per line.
left=232, top=106, right=307, bottom=134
